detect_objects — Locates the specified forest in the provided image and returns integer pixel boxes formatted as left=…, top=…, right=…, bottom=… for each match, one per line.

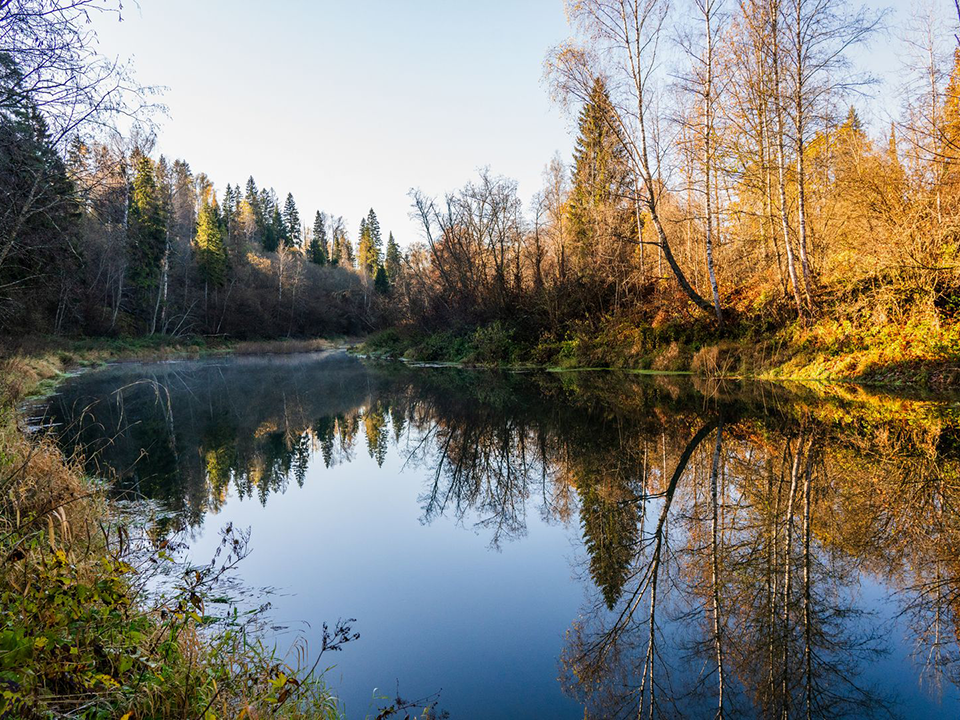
left=5, top=0, right=960, bottom=385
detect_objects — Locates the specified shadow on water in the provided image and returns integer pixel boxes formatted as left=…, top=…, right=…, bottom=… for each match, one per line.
left=40, top=350, right=960, bottom=718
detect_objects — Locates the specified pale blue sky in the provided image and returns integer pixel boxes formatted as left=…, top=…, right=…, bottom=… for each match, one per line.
left=92, top=0, right=573, bottom=245
left=91, top=0, right=941, bottom=246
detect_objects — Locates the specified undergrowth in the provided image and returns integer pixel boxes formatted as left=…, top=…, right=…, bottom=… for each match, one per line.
left=359, top=281, right=960, bottom=390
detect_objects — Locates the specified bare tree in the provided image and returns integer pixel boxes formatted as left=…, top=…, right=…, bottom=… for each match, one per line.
left=0, top=0, right=156, bottom=147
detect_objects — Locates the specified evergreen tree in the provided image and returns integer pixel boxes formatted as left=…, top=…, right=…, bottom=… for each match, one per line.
left=270, top=205, right=285, bottom=251
left=356, top=217, right=371, bottom=272
left=309, top=211, right=328, bottom=265
left=357, top=208, right=383, bottom=274
left=374, top=265, right=390, bottom=294
left=245, top=176, right=264, bottom=244
left=567, top=77, right=631, bottom=264
left=282, top=192, right=301, bottom=248
left=258, top=188, right=280, bottom=252
left=0, top=87, right=80, bottom=331
left=384, top=231, right=402, bottom=282
left=128, top=152, right=167, bottom=321
left=578, top=480, right=639, bottom=610
left=195, top=197, right=227, bottom=288
left=366, top=207, right=382, bottom=254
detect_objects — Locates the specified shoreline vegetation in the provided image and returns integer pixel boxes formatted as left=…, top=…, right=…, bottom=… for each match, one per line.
left=358, top=302, right=960, bottom=391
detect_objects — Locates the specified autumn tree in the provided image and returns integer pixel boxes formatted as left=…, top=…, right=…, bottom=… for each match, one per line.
left=549, top=0, right=719, bottom=316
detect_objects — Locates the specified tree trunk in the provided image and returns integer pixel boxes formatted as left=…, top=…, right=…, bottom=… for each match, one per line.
left=704, top=2, right=723, bottom=322
left=771, top=0, right=804, bottom=315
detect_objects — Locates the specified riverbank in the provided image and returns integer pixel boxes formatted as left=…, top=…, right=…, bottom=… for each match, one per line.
left=359, top=301, right=960, bottom=391
left=0, top=347, right=350, bottom=718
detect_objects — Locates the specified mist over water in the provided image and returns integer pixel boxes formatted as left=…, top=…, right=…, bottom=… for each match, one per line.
left=42, top=351, right=960, bottom=718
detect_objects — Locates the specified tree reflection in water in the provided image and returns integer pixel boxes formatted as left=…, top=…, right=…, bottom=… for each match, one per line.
left=42, top=352, right=960, bottom=717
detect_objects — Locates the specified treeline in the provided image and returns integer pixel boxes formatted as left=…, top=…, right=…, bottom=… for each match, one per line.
left=2, top=111, right=406, bottom=337
left=1, top=22, right=405, bottom=340
left=381, top=0, right=960, bottom=371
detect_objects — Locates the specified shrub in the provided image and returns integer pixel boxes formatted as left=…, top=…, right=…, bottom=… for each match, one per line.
left=470, top=322, right=515, bottom=365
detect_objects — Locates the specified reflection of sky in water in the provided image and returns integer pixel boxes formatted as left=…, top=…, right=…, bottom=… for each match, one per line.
left=44, top=352, right=960, bottom=719
left=187, top=443, right=585, bottom=718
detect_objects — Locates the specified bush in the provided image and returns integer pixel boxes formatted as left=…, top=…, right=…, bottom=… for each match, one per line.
left=469, top=322, right=515, bottom=365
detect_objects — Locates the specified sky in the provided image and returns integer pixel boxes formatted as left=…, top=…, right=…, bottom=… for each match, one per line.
left=90, top=0, right=941, bottom=247
left=91, top=0, right=574, bottom=246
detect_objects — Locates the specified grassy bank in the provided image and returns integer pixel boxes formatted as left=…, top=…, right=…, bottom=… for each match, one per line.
left=358, top=297, right=960, bottom=391
left=0, top=350, right=352, bottom=719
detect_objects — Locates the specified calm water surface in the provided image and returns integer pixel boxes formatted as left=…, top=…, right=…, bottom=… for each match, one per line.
left=41, top=351, right=960, bottom=718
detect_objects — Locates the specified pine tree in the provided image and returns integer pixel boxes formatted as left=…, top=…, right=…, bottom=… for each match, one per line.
left=309, top=211, right=328, bottom=265
left=282, top=192, right=301, bottom=248
left=195, top=197, right=227, bottom=288
left=385, top=232, right=402, bottom=282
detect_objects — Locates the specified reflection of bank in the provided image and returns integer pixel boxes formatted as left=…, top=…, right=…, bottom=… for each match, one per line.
left=44, top=354, right=960, bottom=717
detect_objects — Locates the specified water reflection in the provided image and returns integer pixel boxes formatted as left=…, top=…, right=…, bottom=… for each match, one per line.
left=43, top=352, right=960, bottom=717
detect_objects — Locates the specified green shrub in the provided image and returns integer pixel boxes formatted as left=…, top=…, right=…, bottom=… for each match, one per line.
left=469, top=322, right=515, bottom=365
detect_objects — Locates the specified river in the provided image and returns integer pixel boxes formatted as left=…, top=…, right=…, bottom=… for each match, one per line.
left=38, top=350, right=960, bottom=718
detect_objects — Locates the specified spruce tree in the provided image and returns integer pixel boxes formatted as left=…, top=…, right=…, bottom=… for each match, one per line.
left=357, top=209, right=383, bottom=275
left=128, top=152, right=167, bottom=322
left=272, top=205, right=286, bottom=250
left=579, top=479, right=639, bottom=610
left=366, top=208, right=382, bottom=255
left=282, top=192, right=301, bottom=248
left=567, top=77, right=630, bottom=264
left=309, top=211, right=328, bottom=265
left=245, top=176, right=264, bottom=244
left=195, top=197, right=227, bottom=288
left=384, top=231, right=402, bottom=281
left=258, top=189, right=280, bottom=252
left=356, top=217, right=372, bottom=273
left=374, top=265, right=390, bottom=294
